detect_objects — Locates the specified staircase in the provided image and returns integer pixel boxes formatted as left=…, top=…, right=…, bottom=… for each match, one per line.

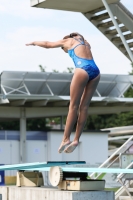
left=31, top=0, right=133, bottom=61
left=83, top=1, right=133, bottom=61
left=115, top=162, right=133, bottom=200
left=88, top=136, right=133, bottom=200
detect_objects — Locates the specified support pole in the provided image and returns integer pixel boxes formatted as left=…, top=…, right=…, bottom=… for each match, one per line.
left=60, top=116, right=64, bottom=129
left=102, top=0, right=133, bottom=62
left=20, top=108, right=26, bottom=163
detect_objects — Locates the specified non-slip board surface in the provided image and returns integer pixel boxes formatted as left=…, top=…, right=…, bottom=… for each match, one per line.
left=0, top=161, right=85, bottom=171
left=0, top=161, right=133, bottom=174
left=21, top=167, right=133, bottom=174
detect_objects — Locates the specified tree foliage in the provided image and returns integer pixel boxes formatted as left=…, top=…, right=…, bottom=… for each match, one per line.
left=84, top=112, right=133, bottom=130
left=0, top=118, right=50, bottom=131
left=66, top=67, right=74, bottom=73
left=39, top=65, right=46, bottom=72
left=0, top=120, right=20, bottom=130
left=52, top=69, right=59, bottom=73
left=124, top=63, right=133, bottom=97
left=27, top=118, right=50, bottom=131
left=128, top=62, right=133, bottom=75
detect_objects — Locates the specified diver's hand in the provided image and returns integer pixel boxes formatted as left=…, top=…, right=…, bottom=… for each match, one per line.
left=26, top=42, right=35, bottom=46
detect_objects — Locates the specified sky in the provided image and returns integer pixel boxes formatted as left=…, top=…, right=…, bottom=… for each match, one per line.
left=0, top=0, right=133, bottom=75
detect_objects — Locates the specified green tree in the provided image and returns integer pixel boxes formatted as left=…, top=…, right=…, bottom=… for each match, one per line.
left=0, top=120, right=19, bottom=130
left=27, top=118, right=50, bottom=131
left=124, top=62, right=133, bottom=97
left=128, top=62, right=133, bottom=75
left=0, top=118, right=51, bottom=131
left=52, top=69, right=59, bottom=73
left=39, top=65, right=46, bottom=72
left=67, top=67, right=74, bottom=73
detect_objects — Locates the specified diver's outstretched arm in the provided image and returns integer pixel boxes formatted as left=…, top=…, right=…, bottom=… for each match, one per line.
left=26, top=39, right=67, bottom=49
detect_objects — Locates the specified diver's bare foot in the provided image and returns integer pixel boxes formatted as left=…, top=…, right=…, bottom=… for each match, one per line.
left=64, top=141, right=78, bottom=153
left=58, top=140, right=71, bottom=153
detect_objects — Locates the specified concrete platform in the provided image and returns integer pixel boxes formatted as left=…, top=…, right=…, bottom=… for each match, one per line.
left=0, top=186, right=115, bottom=200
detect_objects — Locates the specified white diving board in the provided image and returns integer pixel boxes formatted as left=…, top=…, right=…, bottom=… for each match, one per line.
left=18, top=167, right=133, bottom=174
left=20, top=167, right=133, bottom=174
left=62, top=167, right=133, bottom=174
left=21, top=165, right=133, bottom=174
left=0, top=161, right=85, bottom=171
left=0, top=161, right=133, bottom=174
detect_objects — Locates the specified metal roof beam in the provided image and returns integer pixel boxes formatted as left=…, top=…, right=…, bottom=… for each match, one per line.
left=10, top=100, right=27, bottom=106
left=0, top=98, right=9, bottom=104
left=48, top=101, right=69, bottom=107
left=0, top=105, right=132, bottom=118
left=31, top=100, right=49, bottom=106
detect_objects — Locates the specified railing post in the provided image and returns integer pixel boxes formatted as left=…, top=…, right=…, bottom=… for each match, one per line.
left=102, top=0, right=133, bottom=62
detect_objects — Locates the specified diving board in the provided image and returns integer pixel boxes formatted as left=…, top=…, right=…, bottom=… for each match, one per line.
left=0, top=161, right=133, bottom=174
left=19, top=166, right=133, bottom=174
left=1, top=161, right=133, bottom=192
left=1, top=161, right=133, bottom=174
left=0, top=161, right=85, bottom=171
left=62, top=167, right=133, bottom=174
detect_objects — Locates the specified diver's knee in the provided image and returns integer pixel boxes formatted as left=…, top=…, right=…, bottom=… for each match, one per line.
left=79, top=105, right=88, bottom=113
left=69, top=103, right=79, bottom=112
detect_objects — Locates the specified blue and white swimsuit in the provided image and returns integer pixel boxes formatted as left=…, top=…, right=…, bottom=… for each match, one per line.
left=68, top=38, right=100, bottom=81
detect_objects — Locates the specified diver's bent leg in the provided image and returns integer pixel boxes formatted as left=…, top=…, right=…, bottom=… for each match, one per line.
left=58, top=105, right=78, bottom=153
left=64, top=75, right=100, bottom=153
left=58, top=68, right=89, bottom=153
left=74, top=74, right=100, bottom=142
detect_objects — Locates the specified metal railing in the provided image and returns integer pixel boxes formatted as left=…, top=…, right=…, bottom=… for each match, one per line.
left=90, top=136, right=133, bottom=179
left=116, top=162, right=133, bottom=200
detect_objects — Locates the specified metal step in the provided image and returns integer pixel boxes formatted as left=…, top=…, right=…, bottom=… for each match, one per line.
left=128, top=188, right=133, bottom=192
left=90, top=12, right=110, bottom=21
left=111, top=33, right=133, bottom=42
left=98, top=19, right=122, bottom=28
left=122, top=33, right=133, bottom=41
left=119, top=196, right=133, bottom=200
left=84, top=2, right=133, bottom=61
left=119, top=42, right=133, bottom=49
left=88, top=6, right=105, bottom=14
left=105, top=26, right=129, bottom=35
left=125, top=50, right=133, bottom=56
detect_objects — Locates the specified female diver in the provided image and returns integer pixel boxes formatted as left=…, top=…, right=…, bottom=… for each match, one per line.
left=26, top=32, right=100, bottom=153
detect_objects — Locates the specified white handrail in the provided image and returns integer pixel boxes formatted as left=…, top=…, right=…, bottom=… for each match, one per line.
left=90, top=136, right=133, bottom=178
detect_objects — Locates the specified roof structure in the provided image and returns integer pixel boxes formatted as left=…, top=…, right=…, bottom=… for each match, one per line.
left=1, top=71, right=133, bottom=101
left=102, top=125, right=133, bottom=137
left=31, top=0, right=119, bottom=13
left=0, top=71, right=133, bottom=118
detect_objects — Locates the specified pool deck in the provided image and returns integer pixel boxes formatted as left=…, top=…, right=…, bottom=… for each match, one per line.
left=0, top=186, right=115, bottom=200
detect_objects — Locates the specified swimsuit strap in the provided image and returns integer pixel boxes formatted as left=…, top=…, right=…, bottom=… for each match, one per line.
left=73, top=43, right=83, bottom=49
left=73, top=37, right=85, bottom=45
left=73, top=37, right=90, bottom=50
